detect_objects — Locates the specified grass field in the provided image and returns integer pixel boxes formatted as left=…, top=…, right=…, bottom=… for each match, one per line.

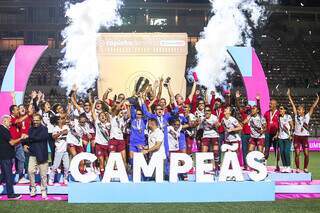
left=1, top=199, right=320, bottom=213
left=0, top=153, right=319, bottom=213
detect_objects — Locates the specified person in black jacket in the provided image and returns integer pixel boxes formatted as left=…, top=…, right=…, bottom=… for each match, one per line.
left=24, top=114, right=49, bottom=199
left=0, top=115, right=26, bottom=199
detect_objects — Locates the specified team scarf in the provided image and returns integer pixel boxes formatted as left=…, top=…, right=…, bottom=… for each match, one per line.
left=97, top=122, right=110, bottom=141
left=279, top=115, right=291, bottom=136
left=69, top=124, right=82, bottom=145
left=249, top=115, right=264, bottom=137
left=297, top=115, right=309, bottom=132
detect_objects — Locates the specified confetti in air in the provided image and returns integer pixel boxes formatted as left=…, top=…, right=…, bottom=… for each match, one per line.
left=59, top=0, right=123, bottom=94
left=191, top=0, right=265, bottom=91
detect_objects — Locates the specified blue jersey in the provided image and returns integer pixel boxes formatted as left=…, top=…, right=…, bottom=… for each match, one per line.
left=130, top=106, right=147, bottom=146
left=141, top=104, right=178, bottom=158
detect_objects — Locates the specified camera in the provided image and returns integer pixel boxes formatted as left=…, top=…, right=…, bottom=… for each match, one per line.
left=163, top=77, right=171, bottom=88
left=200, top=85, right=207, bottom=97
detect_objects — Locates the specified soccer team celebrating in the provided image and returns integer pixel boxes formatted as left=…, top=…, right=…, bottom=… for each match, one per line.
left=1, top=77, right=319, bottom=198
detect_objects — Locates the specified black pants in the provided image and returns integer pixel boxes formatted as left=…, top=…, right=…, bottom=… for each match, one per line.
left=0, top=159, right=14, bottom=197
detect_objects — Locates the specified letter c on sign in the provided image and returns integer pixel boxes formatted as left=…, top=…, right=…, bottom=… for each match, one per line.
left=69, top=152, right=98, bottom=183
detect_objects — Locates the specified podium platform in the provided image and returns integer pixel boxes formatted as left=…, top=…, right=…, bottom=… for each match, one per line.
left=68, top=181, right=275, bottom=203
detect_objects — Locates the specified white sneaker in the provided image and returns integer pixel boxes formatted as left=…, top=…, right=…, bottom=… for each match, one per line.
left=41, top=191, right=47, bottom=199
left=48, top=179, right=54, bottom=186
left=63, top=179, right=68, bottom=185
left=30, top=187, right=36, bottom=197
left=287, top=167, right=292, bottom=173
left=18, top=177, right=30, bottom=184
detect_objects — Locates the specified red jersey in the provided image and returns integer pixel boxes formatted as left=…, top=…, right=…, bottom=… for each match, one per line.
left=189, top=94, right=199, bottom=114
left=18, top=115, right=32, bottom=135
left=210, top=94, right=225, bottom=133
left=239, top=109, right=251, bottom=135
left=170, top=97, right=192, bottom=115
left=264, top=110, right=280, bottom=135
left=9, top=115, right=21, bottom=140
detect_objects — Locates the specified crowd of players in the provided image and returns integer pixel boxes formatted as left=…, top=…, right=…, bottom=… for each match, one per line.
left=0, top=78, right=319, bottom=198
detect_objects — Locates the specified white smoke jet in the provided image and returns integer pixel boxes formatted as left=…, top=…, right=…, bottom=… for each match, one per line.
left=59, top=0, right=123, bottom=94
left=193, top=0, right=264, bottom=91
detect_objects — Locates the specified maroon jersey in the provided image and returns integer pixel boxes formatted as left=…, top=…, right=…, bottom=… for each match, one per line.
left=264, top=110, right=280, bottom=135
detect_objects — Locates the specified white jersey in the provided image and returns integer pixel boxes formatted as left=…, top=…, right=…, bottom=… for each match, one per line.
left=67, top=120, right=90, bottom=146
left=95, top=120, right=111, bottom=145
left=167, top=126, right=181, bottom=151
left=223, top=116, right=241, bottom=142
left=41, top=111, right=55, bottom=133
left=279, top=114, right=292, bottom=139
left=52, top=125, right=69, bottom=152
left=110, top=116, right=126, bottom=140
left=185, top=113, right=197, bottom=138
left=249, top=115, right=266, bottom=139
left=79, top=108, right=95, bottom=134
left=294, top=113, right=310, bottom=136
left=148, top=128, right=165, bottom=159
left=194, top=109, right=205, bottom=121
left=202, top=114, right=219, bottom=138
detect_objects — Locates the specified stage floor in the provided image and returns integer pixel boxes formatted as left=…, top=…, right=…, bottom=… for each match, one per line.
left=1, top=168, right=319, bottom=202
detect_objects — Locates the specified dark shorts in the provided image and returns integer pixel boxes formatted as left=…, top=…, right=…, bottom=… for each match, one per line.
left=95, top=144, right=109, bottom=158
left=68, top=144, right=84, bottom=154
left=294, top=135, right=309, bottom=149
left=109, top=139, right=126, bottom=152
left=249, top=138, right=265, bottom=147
left=201, top=137, right=219, bottom=147
left=82, top=133, right=96, bottom=141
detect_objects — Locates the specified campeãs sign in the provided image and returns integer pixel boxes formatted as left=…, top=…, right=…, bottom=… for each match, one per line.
left=70, top=144, right=268, bottom=183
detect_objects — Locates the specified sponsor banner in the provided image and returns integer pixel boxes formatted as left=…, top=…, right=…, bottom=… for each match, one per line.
left=270, top=139, right=320, bottom=152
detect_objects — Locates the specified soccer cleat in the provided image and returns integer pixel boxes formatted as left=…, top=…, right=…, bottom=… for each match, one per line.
left=303, top=169, right=309, bottom=173
left=18, top=177, right=30, bottom=184
left=48, top=179, right=54, bottom=186
left=8, top=194, right=22, bottom=200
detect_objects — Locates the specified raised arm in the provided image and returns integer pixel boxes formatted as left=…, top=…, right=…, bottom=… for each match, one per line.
left=287, top=89, right=297, bottom=115
left=88, top=90, right=94, bottom=107
left=91, top=100, right=97, bottom=122
left=130, top=105, right=137, bottom=120
left=309, top=93, right=319, bottom=117
left=156, top=77, right=164, bottom=100
left=256, top=93, right=261, bottom=115
left=102, top=88, right=112, bottom=106
left=70, top=85, right=82, bottom=113
left=210, top=91, right=216, bottom=109
left=167, top=81, right=175, bottom=106
left=235, top=90, right=242, bottom=110
left=187, top=82, right=197, bottom=103
left=141, top=103, right=155, bottom=119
